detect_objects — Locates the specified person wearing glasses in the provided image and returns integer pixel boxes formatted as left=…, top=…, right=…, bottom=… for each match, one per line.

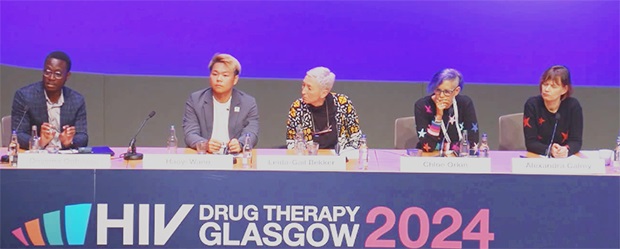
left=414, top=68, right=479, bottom=155
left=183, top=53, right=259, bottom=154
left=286, top=66, right=362, bottom=150
left=523, top=65, right=582, bottom=158
left=11, top=51, right=88, bottom=150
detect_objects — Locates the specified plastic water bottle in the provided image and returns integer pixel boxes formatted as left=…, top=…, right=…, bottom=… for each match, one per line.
left=295, top=126, right=306, bottom=155
left=478, top=133, right=490, bottom=158
left=167, top=125, right=178, bottom=154
left=29, top=125, right=40, bottom=152
left=8, top=131, right=19, bottom=167
left=242, top=133, right=252, bottom=168
left=613, top=134, right=620, bottom=169
left=358, top=134, right=368, bottom=170
left=459, top=130, right=470, bottom=157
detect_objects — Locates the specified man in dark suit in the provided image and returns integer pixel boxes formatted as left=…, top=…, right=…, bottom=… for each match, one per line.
left=183, top=53, right=259, bottom=154
left=11, top=51, right=88, bottom=150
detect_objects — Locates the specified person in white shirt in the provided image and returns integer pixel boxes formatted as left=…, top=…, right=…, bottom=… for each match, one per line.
left=183, top=53, right=259, bottom=154
left=11, top=51, right=88, bottom=150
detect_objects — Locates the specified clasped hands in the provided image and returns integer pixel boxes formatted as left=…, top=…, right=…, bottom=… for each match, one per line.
left=206, top=138, right=242, bottom=154
left=39, top=122, right=76, bottom=147
left=550, top=143, right=569, bottom=158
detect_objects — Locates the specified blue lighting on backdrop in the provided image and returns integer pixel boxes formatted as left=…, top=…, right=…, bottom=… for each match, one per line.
left=1, top=1, right=618, bottom=86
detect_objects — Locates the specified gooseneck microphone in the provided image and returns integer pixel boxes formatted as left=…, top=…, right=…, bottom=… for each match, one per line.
left=438, top=108, right=453, bottom=157
left=438, top=135, right=447, bottom=157
left=545, top=113, right=561, bottom=158
left=13, top=105, right=30, bottom=133
left=1, top=106, right=29, bottom=163
left=124, top=111, right=156, bottom=160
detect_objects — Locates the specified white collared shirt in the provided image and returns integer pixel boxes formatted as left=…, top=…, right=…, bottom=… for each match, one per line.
left=45, top=91, right=64, bottom=148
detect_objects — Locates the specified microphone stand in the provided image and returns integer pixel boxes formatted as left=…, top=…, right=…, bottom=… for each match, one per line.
left=545, top=113, right=561, bottom=158
left=125, top=137, right=142, bottom=160
left=124, top=111, right=156, bottom=160
left=439, top=135, right=446, bottom=157
left=1, top=106, right=29, bottom=163
left=438, top=108, right=453, bottom=157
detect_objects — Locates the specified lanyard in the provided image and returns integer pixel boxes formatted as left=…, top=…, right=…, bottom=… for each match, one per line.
left=439, top=97, right=463, bottom=144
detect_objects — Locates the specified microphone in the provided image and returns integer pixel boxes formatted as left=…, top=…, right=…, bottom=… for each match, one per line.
left=438, top=108, right=453, bottom=157
left=124, top=111, right=156, bottom=160
left=334, top=142, right=341, bottom=156
left=438, top=135, right=447, bottom=157
left=13, top=105, right=29, bottom=133
left=545, top=113, right=561, bottom=158
left=1, top=105, right=29, bottom=163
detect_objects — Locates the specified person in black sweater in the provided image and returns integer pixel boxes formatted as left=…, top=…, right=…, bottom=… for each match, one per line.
left=414, top=68, right=479, bottom=155
left=524, top=65, right=583, bottom=158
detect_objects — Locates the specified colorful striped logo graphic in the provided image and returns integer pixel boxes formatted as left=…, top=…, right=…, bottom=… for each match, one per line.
left=12, top=203, right=92, bottom=246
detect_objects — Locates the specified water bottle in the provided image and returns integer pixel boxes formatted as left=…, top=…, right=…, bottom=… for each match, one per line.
left=613, top=134, right=620, bottom=168
left=8, top=131, right=19, bottom=167
left=478, top=133, right=490, bottom=158
left=29, top=125, right=40, bottom=152
left=459, top=130, right=470, bottom=157
left=242, top=133, right=252, bottom=168
left=358, top=134, right=368, bottom=170
left=167, top=125, right=178, bottom=154
left=294, top=126, right=306, bottom=155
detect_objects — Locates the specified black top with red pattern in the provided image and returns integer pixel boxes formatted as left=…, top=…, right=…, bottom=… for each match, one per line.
left=523, top=95, right=583, bottom=156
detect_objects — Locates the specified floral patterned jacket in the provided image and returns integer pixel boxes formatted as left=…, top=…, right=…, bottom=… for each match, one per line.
left=286, top=92, right=362, bottom=150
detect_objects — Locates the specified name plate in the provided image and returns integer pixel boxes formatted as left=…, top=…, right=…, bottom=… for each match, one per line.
left=18, top=153, right=111, bottom=169
left=400, top=157, right=492, bottom=173
left=512, top=158, right=605, bottom=175
left=256, top=155, right=346, bottom=171
left=142, top=154, right=233, bottom=170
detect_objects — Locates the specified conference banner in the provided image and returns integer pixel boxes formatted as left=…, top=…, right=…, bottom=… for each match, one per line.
left=1, top=169, right=618, bottom=248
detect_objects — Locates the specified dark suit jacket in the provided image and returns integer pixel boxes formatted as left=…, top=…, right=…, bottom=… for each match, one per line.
left=183, top=88, right=259, bottom=148
left=11, top=81, right=88, bottom=149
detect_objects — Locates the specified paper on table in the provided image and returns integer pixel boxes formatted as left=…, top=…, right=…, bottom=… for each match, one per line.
left=58, top=149, right=78, bottom=154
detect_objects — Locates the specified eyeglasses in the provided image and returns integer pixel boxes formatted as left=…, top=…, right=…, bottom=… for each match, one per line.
left=43, top=69, right=64, bottom=79
left=313, top=125, right=332, bottom=136
left=433, top=86, right=459, bottom=96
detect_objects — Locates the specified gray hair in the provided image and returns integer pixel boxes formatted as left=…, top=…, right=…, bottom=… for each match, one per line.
left=306, top=66, right=335, bottom=90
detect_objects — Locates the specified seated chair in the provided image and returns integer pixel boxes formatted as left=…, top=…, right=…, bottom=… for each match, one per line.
left=394, top=116, right=416, bottom=149
left=498, top=113, right=525, bottom=151
left=1, top=115, right=11, bottom=147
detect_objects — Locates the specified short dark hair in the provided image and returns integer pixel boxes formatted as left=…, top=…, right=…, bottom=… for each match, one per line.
left=45, top=51, right=72, bottom=72
left=539, top=65, right=572, bottom=100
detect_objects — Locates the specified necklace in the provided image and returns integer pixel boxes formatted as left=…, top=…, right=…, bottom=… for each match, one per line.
left=310, top=102, right=332, bottom=136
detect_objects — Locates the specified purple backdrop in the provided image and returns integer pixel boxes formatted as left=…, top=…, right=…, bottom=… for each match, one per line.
left=1, top=1, right=618, bottom=86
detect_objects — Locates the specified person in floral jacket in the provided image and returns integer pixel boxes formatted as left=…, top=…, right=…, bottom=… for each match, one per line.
left=286, top=66, right=362, bottom=150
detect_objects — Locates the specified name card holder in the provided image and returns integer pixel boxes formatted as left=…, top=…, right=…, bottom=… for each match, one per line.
left=256, top=155, right=346, bottom=171
left=511, top=158, right=605, bottom=175
left=400, top=157, right=492, bottom=173
left=18, top=153, right=111, bottom=169
left=142, top=154, right=233, bottom=170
